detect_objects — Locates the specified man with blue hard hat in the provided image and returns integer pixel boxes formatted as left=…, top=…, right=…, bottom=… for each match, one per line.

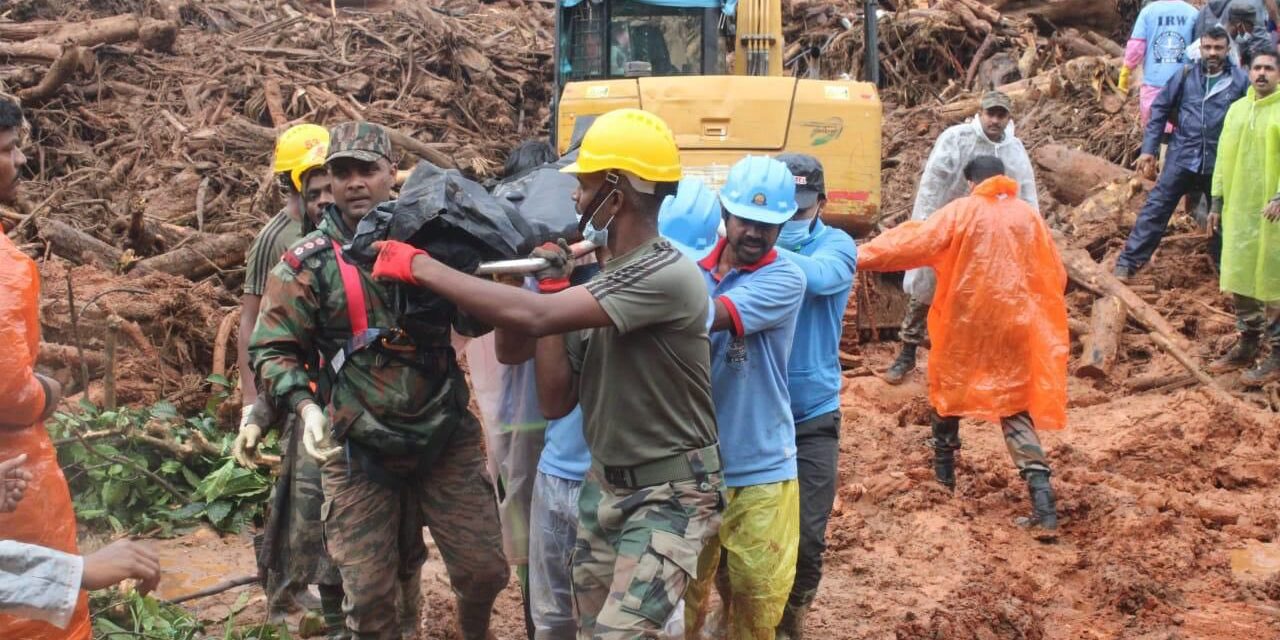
left=658, top=177, right=722, bottom=260
left=685, top=155, right=807, bottom=640
left=773, top=153, right=858, bottom=640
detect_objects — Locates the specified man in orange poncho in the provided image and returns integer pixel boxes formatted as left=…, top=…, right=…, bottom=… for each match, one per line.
left=0, top=97, right=93, bottom=639
left=857, top=155, right=1068, bottom=537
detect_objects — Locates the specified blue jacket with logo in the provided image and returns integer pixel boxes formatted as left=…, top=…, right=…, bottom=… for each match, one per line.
left=1142, top=60, right=1249, bottom=174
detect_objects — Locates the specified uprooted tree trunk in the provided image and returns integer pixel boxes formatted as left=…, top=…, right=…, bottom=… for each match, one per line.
left=1075, top=295, right=1125, bottom=379
left=1033, top=143, right=1130, bottom=206
left=134, top=231, right=255, bottom=281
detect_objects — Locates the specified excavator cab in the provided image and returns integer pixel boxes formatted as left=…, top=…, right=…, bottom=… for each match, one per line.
left=552, top=0, right=881, bottom=239
left=556, top=0, right=723, bottom=86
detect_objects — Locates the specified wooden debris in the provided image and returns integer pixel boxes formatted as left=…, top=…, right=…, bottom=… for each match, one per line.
left=1033, top=143, right=1130, bottom=206
left=1057, top=242, right=1193, bottom=354
left=1075, top=295, right=1125, bottom=379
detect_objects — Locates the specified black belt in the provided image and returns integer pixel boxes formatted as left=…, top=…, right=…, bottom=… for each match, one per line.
left=596, top=444, right=721, bottom=489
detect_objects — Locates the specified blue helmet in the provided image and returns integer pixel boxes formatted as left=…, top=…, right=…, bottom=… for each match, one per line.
left=719, top=155, right=798, bottom=225
left=659, top=178, right=721, bottom=258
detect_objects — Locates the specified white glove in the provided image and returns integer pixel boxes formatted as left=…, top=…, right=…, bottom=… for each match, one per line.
left=300, top=403, right=341, bottom=461
left=231, top=405, right=262, bottom=468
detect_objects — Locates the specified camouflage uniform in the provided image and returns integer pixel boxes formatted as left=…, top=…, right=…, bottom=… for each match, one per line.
left=572, top=467, right=722, bottom=639
left=243, top=209, right=341, bottom=625
left=250, top=123, right=508, bottom=640
left=930, top=411, right=1050, bottom=474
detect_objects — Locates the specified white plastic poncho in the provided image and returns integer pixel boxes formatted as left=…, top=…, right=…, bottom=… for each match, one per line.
left=903, top=115, right=1039, bottom=302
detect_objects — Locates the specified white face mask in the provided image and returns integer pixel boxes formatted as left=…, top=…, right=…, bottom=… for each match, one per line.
left=577, top=185, right=619, bottom=247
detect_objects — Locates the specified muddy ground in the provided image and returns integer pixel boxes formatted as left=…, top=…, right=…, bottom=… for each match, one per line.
left=153, top=342, right=1280, bottom=639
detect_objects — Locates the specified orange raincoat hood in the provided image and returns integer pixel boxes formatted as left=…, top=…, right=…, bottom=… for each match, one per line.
left=0, top=231, right=90, bottom=639
left=858, top=175, right=1070, bottom=429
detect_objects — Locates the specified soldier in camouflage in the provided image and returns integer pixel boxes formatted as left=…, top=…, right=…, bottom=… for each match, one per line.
left=249, top=121, right=509, bottom=640
left=365, top=108, right=724, bottom=639
left=233, top=124, right=342, bottom=631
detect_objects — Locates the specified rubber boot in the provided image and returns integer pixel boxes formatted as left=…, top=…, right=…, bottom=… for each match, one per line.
left=1015, top=470, right=1058, bottom=541
left=1208, top=333, right=1261, bottom=373
left=884, top=343, right=917, bottom=385
left=929, top=415, right=960, bottom=490
left=1242, top=349, right=1280, bottom=386
left=775, top=592, right=814, bottom=640
left=319, top=583, right=350, bottom=640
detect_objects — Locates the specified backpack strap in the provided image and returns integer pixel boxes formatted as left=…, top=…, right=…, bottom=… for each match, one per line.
left=330, top=243, right=369, bottom=335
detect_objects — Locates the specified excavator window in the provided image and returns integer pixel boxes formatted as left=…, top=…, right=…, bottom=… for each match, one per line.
left=559, top=0, right=722, bottom=84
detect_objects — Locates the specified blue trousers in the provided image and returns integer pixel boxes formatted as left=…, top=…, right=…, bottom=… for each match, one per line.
left=1117, top=165, right=1212, bottom=270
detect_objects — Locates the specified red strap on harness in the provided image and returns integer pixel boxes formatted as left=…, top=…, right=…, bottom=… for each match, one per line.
left=330, top=244, right=369, bottom=335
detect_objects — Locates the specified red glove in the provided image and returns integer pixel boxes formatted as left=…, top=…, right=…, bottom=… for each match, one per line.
left=372, top=240, right=428, bottom=284
left=532, top=239, right=574, bottom=293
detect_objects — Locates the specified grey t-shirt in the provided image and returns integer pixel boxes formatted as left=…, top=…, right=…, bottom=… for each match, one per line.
left=243, top=209, right=302, bottom=296
left=566, top=238, right=717, bottom=468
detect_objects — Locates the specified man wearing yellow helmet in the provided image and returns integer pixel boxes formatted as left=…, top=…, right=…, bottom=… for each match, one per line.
left=370, top=108, right=724, bottom=638
left=232, top=123, right=340, bottom=629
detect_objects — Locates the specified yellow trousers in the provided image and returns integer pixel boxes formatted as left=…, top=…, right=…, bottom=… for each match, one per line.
left=684, top=479, right=799, bottom=640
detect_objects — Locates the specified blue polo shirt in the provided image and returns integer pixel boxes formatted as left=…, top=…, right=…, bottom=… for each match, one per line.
left=532, top=264, right=601, bottom=482
left=538, top=406, right=590, bottom=481
left=697, top=239, right=806, bottom=487
left=777, top=220, right=857, bottom=423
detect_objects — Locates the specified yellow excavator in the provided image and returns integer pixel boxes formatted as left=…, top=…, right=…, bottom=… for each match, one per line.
left=552, top=0, right=882, bottom=235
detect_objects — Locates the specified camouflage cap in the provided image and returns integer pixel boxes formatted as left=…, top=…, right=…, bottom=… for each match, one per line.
left=981, top=91, right=1013, bottom=114
left=327, top=121, right=393, bottom=164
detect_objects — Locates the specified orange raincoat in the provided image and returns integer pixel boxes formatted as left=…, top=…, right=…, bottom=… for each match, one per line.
left=858, top=175, right=1069, bottom=430
left=0, top=231, right=90, bottom=639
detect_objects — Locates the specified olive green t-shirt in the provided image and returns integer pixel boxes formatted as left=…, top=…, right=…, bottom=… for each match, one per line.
left=243, top=209, right=303, bottom=296
left=566, top=237, right=718, bottom=468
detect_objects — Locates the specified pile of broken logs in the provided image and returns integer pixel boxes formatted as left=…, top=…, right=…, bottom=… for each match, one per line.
left=1, top=0, right=556, bottom=410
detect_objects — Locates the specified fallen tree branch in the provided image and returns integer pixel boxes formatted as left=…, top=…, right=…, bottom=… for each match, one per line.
left=36, top=218, right=124, bottom=269
left=1056, top=240, right=1193, bottom=353
left=385, top=127, right=456, bottom=170
left=16, top=44, right=85, bottom=103
left=164, top=575, right=258, bottom=605
left=133, top=231, right=254, bottom=280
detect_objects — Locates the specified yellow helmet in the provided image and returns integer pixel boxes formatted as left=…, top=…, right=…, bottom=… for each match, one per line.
left=561, top=108, right=681, bottom=183
left=290, top=141, right=329, bottom=192
left=273, top=124, right=329, bottom=190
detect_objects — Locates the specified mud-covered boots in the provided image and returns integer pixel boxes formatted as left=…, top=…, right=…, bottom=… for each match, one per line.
left=929, top=415, right=961, bottom=490
left=1015, top=470, right=1058, bottom=541
left=319, top=584, right=350, bottom=640
left=775, top=599, right=811, bottom=640
left=1243, top=349, right=1280, bottom=386
left=1208, top=333, right=1260, bottom=373
left=885, top=343, right=918, bottom=385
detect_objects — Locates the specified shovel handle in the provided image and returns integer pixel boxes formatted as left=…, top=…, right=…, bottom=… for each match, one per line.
left=474, top=240, right=598, bottom=276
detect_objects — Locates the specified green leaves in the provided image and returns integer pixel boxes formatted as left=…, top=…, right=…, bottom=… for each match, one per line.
left=50, top=399, right=276, bottom=537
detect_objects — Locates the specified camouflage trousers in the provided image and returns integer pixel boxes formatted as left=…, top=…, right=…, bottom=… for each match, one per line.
left=269, top=418, right=342, bottom=590
left=900, top=296, right=931, bottom=347
left=320, top=421, right=510, bottom=640
left=572, top=469, right=723, bottom=639
left=1233, top=294, right=1280, bottom=349
left=931, top=411, right=1050, bottom=475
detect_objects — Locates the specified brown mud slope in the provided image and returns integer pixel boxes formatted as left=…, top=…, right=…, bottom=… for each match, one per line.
left=812, top=353, right=1280, bottom=639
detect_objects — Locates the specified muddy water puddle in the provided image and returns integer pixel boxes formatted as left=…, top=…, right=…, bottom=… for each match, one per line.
left=1230, top=541, right=1280, bottom=580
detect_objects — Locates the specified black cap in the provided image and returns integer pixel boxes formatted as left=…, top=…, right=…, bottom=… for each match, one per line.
left=776, top=153, right=825, bottom=209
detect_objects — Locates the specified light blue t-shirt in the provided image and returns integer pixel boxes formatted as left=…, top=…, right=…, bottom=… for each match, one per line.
left=533, top=264, right=599, bottom=482
left=777, top=220, right=857, bottom=424
left=1132, top=0, right=1199, bottom=87
left=698, top=239, right=806, bottom=488
left=538, top=406, right=590, bottom=481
